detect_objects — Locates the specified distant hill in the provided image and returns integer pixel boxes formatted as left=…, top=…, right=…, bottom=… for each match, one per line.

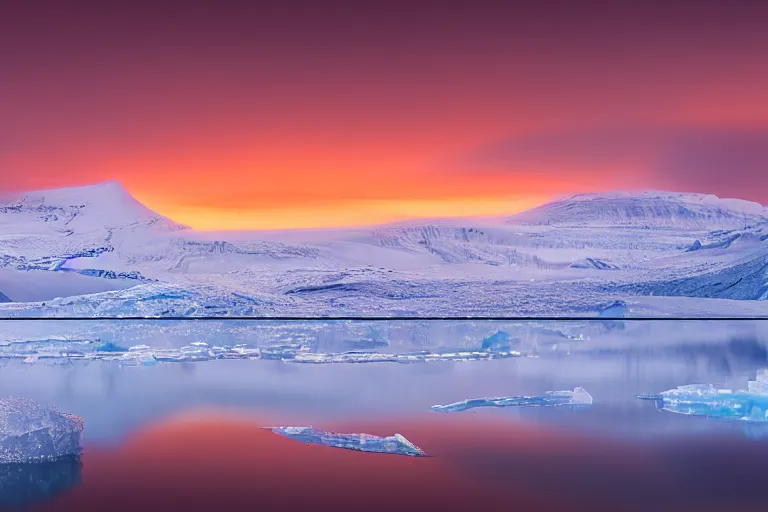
left=507, top=191, right=768, bottom=229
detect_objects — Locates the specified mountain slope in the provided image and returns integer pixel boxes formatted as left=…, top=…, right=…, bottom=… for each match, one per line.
left=0, top=182, right=332, bottom=280
left=507, top=191, right=768, bottom=229
left=0, top=181, right=184, bottom=232
left=0, top=181, right=186, bottom=263
left=620, top=242, right=768, bottom=301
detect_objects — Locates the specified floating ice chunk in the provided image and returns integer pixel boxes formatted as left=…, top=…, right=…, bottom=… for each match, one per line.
left=264, top=426, right=427, bottom=457
left=95, top=341, right=127, bottom=353
left=432, top=387, right=593, bottom=412
left=635, top=394, right=663, bottom=401
left=0, top=398, right=84, bottom=463
left=481, top=330, right=513, bottom=352
left=119, top=352, right=158, bottom=367
left=748, top=369, right=768, bottom=395
left=115, top=345, right=159, bottom=366
left=290, top=349, right=522, bottom=364
left=638, top=371, right=768, bottom=422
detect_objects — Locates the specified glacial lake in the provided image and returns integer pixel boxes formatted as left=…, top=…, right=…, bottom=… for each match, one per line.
left=3, top=319, right=768, bottom=511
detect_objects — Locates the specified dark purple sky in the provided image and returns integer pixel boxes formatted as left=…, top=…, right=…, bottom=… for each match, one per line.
left=3, top=0, right=768, bottom=228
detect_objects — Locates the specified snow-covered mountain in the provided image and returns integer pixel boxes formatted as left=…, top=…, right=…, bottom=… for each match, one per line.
left=508, top=191, right=768, bottom=229
left=0, top=181, right=185, bottom=262
left=0, top=182, right=767, bottom=316
left=0, top=181, right=189, bottom=301
left=0, top=180, right=185, bottom=233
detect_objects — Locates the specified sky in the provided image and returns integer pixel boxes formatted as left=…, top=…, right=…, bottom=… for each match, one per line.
left=3, top=0, right=768, bottom=230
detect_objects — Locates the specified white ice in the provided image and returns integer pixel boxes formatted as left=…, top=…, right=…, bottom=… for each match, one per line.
left=0, top=181, right=767, bottom=317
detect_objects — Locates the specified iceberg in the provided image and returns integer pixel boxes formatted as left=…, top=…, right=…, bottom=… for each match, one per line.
left=0, top=397, right=84, bottom=463
left=264, top=426, right=427, bottom=457
left=637, top=369, right=768, bottom=422
left=432, top=387, right=593, bottom=412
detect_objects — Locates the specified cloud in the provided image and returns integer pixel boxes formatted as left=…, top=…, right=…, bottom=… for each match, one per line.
left=653, top=129, right=768, bottom=195
left=461, top=127, right=657, bottom=170
left=454, top=126, right=768, bottom=202
left=450, top=126, right=768, bottom=203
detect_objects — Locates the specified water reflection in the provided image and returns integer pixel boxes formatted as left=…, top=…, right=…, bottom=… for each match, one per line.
left=27, top=414, right=768, bottom=512
left=3, top=320, right=768, bottom=510
left=0, top=458, right=81, bottom=510
left=4, top=353, right=768, bottom=443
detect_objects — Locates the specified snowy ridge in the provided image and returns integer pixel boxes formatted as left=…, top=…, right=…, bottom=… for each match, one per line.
left=370, top=225, right=559, bottom=266
left=561, top=191, right=767, bottom=215
left=508, top=191, right=768, bottom=229
left=0, top=181, right=186, bottom=234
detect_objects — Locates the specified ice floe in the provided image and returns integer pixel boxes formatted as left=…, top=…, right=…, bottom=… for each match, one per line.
left=432, top=387, right=593, bottom=412
left=0, top=397, right=84, bottom=463
left=264, top=426, right=427, bottom=457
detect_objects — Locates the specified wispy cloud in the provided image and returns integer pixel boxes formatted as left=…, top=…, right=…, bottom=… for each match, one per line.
left=450, top=125, right=768, bottom=202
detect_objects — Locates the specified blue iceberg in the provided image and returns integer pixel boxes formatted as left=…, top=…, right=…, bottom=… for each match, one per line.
left=432, top=387, right=593, bottom=412
left=638, top=369, right=768, bottom=422
left=264, top=426, right=427, bottom=457
left=0, top=397, right=84, bottom=463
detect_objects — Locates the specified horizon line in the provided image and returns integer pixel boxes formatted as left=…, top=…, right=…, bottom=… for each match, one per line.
left=5, top=179, right=767, bottom=232
left=1, top=316, right=768, bottom=321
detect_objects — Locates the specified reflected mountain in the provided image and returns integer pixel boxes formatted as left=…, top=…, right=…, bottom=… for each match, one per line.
left=581, top=336, right=768, bottom=376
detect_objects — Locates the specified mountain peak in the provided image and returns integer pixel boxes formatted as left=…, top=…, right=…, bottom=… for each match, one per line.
left=18, top=180, right=133, bottom=202
left=1, top=181, right=186, bottom=232
left=561, top=190, right=766, bottom=209
left=90, top=179, right=130, bottom=193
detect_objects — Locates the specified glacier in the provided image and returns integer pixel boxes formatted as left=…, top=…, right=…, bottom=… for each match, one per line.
left=264, top=426, right=427, bottom=457
left=0, top=181, right=767, bottom=317
left=0, top=397, right=84, bottom=463
left=638, top=369, right=768, bottom=422
left=431, top=387, right=593, bottom=412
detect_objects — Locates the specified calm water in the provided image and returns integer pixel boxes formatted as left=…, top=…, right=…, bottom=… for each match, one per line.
left=3, top=320, right=768, bottom=511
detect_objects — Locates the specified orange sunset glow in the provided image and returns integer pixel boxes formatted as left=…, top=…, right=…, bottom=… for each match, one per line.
left=3, top=1, right=768, bottom=229
left=36, top=411, right=768, bottom=511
